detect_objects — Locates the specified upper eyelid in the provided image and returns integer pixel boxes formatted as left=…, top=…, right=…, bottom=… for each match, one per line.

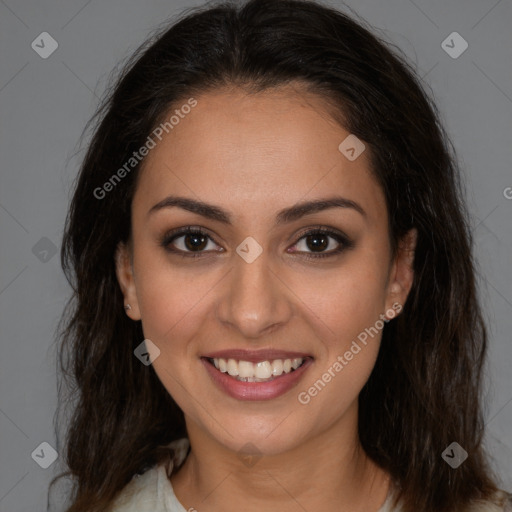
left=166, top=226, right=220, bottom=245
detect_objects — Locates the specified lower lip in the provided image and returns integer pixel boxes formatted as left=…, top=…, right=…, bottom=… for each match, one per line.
left=201, top=357, right=313, bottom=401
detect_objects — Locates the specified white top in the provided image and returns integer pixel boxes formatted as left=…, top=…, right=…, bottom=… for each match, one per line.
left=108, top=438, right=512, bottom=512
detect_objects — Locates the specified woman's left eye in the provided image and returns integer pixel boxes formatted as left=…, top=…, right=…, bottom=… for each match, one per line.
left=161, top=226, right=353, bottom=259
left=289, top=228, right=353, bottom=259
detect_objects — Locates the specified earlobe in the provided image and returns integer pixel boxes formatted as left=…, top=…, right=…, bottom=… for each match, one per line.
left=386, top=228, right=417, bottom=312
left=114, top=242, right=141, bottom=320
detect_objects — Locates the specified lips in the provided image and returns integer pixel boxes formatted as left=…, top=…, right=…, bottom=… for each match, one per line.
left=201, top=349, right=314, bottom=401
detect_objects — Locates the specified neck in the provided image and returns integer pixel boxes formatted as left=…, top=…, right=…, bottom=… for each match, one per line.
left=171, top=404, right=390, bottom=512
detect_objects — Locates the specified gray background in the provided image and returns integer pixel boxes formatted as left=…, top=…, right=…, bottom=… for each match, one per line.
left=0, top=0, right=511, bottom=510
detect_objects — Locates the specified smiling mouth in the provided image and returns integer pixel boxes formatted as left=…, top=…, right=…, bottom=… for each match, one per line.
left=205, top=357, right=310, bottom=382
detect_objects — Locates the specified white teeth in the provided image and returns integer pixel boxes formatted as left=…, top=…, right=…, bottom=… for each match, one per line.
left=211, top=357, right=305, bottom=381
left=255, top=361, right=272, bottom=379
left=292, top=358, right=302, bottom=370
left=272, top=359, right=283, bottom=376
left=227, top=358, right=239, bottom=376
left=238, top=361, right=254, bottom=378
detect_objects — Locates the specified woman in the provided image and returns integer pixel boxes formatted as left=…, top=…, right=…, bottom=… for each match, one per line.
left=52, top=0, right=512, bottom=511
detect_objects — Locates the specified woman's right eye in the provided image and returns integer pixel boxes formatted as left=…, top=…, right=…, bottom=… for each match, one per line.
left=161, top=227, right=222, bottom=258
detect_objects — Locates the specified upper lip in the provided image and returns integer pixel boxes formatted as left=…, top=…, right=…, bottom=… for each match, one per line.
left=201, top=349, right=313, bottom=363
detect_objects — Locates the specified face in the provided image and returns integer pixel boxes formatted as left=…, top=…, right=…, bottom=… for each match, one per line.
left=116, top=85, right=415, bottom=457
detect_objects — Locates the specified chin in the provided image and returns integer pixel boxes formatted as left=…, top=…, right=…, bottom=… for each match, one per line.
left=199, top=410, right=313, bottom=457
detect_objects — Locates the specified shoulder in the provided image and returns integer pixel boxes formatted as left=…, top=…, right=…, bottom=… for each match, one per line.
left=471, top=490, right=512, bottom=512
left=107, top=464, right=163, bottom=512
left=383, top=486, right=512, bottom=512
left=449, top=490, right=512, bottom=512
left=107, top=438, right=190, bottom=512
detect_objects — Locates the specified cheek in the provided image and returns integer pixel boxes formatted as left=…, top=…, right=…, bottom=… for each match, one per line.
left=295, top=267, right=387, bottom=419
left=133, top=256, right=209, bottom=406
left=293, top=255, right=389, bottom=344
left=133, top=246, right=213, bottom=341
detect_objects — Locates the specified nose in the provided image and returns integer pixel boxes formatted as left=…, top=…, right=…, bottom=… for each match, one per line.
left=215, top=247, right=294, bottom=339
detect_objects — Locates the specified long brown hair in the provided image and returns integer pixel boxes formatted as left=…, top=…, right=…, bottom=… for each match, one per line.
left=51, top=0, right=507, bottom=510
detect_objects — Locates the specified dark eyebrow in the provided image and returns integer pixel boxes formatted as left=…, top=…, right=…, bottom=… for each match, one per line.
left=148, top=195, right=366, bottom=224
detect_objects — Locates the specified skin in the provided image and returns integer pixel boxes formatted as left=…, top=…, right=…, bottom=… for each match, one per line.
left=115, top=84, right=416, bottom=512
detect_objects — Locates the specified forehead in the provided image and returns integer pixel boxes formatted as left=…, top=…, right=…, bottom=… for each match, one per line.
left=133, top=86, right=386, bottom=226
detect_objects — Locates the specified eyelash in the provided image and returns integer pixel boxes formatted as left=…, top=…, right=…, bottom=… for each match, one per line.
left=160, top=225, right=354, bottom=260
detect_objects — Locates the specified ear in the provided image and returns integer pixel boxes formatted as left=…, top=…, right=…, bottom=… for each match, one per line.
left=115, top=241, right=141, bottom=320
left=385, top=228, right=417, bottom=316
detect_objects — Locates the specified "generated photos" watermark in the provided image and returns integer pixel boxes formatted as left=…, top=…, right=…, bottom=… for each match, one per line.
left=297, top=302, right=402, bottom=405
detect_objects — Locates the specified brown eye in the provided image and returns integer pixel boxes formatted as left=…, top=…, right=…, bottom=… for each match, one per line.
left=290, top=227, right=354, bottom=259
left=182, top=232, right=209, bottom=251
left=161, top=227, right=221, bottom=257
left=303, top=233, right=330, bottom=252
